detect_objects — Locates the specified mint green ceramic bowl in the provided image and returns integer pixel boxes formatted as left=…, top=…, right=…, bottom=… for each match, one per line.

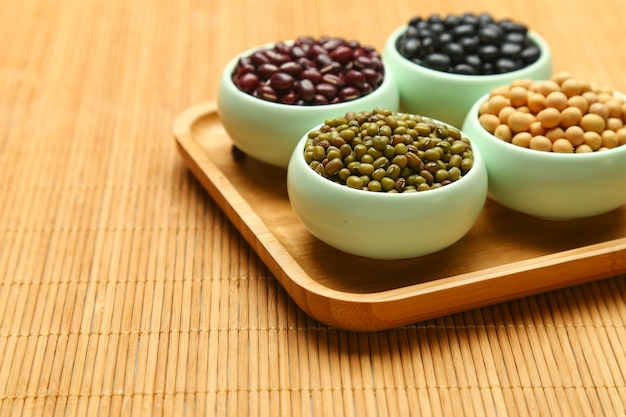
left=383, top=26, right=553, bottom=128
left=462, top=93, right=626, bottom=220
left=217, top=43, right=400, bottom=169
left=286, top=122, right=488, bottom=260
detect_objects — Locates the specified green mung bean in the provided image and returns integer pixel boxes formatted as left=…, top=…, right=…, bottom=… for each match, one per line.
left=304, top=109, right=475, bottom=192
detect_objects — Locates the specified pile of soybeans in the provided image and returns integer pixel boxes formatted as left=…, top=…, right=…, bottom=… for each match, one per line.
left=478, top=72, right=626, bottom=153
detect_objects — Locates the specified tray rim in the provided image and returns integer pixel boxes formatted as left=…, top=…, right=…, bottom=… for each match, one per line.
left=173, top=101, right=626, bottom=331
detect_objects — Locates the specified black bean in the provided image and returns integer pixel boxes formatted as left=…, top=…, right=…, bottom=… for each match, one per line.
left=418, top=37, right=436, bottom=56
left=477, top=12, right=495, bottom=26
left=454, top=63, right=478, bottom=75
left=429, top=21, right=446, bottom=35
left=500, top=42, right=522, bottom=59
left=496, top=58, right=519, bottom=72
left=478, top=24, right=504, bottom=44
left=439, top=32, right=454, bottom=46
left=443, top=42, right=464, bottom=64
left=464, top=54, right=482, bottom=69
left=460, top=35, right=479, bottom=53
left=409, top=17, right=422, bottom=27
left=478, top=44, right=499, bottom=62
left=452, top=24, right=476, bottom=39
left=521, top=45, right=541, bottom=63
left=505, top=32, right=526, bottom=45
left=396, top=12, right=541, bottom=75
left=417, top=27, right=435, bottom=39
left=482, top=62, right=496, bottom=74
left=424, top=53, right=451, bottom=71
left=398, top=36, right=419, bottom=57
left=427, top=14, right=444, bottom=24
left=444, top=14, right=460, bottom=27
left=501, top=20, right=528, bottom=34
left=460, top=13, right=479, bottom=26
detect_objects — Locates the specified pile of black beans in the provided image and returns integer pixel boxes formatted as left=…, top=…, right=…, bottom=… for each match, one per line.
left=231, top=36, right=385, bottom=105
left=396, top=12, right=541, bottom=75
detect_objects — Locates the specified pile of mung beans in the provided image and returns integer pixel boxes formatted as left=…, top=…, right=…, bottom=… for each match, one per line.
left=231, top=36, right=385, bottom=105
left=396, top=12, right=540, bottom=75
left=478, top=72, right=626, bottom=152
left=304, top=109, right=475, bottom=193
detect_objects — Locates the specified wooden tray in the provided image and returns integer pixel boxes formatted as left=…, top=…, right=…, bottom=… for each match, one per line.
left=173, top=101, right=626, bottom=331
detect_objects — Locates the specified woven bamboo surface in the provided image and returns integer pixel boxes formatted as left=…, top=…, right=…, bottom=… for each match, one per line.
left=0, top=0, right=625, bottom=416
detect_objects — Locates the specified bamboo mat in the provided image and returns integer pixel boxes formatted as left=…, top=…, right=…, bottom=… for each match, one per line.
left=0, top=0, right=625, bottom=416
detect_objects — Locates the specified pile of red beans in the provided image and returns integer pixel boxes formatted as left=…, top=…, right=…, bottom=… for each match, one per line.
left=231, top=36, right=385, bottom=105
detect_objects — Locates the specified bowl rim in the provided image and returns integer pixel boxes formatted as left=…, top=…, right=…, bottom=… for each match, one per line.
left=465, top=92, right=626, bottom=160
left=290, top=119, right=486, bottom=200
left=383, top=24, right=552, bottom=83
left=221, top=39, right=396, bottom=112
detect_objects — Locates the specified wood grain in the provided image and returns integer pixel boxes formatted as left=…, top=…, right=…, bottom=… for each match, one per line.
left=174, top=102, right=626, bottom=331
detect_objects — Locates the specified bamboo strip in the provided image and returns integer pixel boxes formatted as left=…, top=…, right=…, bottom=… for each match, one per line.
left=2, top=0, right=626, bottom=416
left=462, top=311, right=508, bottom=416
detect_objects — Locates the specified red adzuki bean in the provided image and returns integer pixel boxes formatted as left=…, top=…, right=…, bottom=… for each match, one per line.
left=322, top=73, right=345, bottom=87
left=300, top=68, right=323, bottom=83
left=330, top=45, right=354, bottom=64
left=269, top=72, right=294, bottom=90
left=230, top=36, right=385, bottom=105
left=315, top=82, right=338, bottom=99
left=295, top=79, right=315, bottom=100
left=253, top=85, right=278, bottom=102
left=314, top=53, right=333, bottom=68
left=257, top=63, right=279, bottom=79
left=345, top=69, right=366, bottom=87
left=279, top=61, right=302, bottom=76
left=339, top=87, right=361, bottom=101
left=236, top=73, right=259, bottom=93
left=281, top=90, right=298, bottom=104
